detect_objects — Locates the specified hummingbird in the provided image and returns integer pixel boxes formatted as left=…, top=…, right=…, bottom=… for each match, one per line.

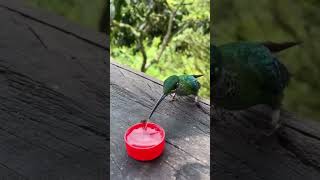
left=141, top=74, right=202, bottom=123
left=211, top=41, right=300, bottom=134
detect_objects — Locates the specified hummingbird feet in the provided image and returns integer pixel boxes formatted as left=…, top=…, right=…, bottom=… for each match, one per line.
left=194, top=96, right=201, bottom=107
left=169, top=93, right=177, bottom=102
left=263, top=109, right=281, bottom=136
left=195, top=96, right=199, bottom=103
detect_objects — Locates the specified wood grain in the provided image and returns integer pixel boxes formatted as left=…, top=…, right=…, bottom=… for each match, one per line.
left=1, top=0, right=320, bottom=180
left=0, top=0, right=108, bottom=179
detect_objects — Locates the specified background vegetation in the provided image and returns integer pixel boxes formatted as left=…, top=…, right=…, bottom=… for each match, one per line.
left=213, top=0, right=320, bottom=121
left=110, top=0, right=210, bottom=98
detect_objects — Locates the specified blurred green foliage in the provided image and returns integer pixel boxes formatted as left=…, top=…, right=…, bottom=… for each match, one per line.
left=213, top=0, right=320, bottom=120
left=27, top=0, right=106, bottom=31
left=111, top=0, right=210, bottom=99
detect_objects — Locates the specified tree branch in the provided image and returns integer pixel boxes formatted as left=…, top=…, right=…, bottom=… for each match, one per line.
left=112, top=20, right=140, bottom=37
left=138, top=4, right=155, bottom=72
left=139, top=36, right=148, bottom=72
left=113, top=1, right=188, bottom=73
left=146, top=0, right=186, bottom=70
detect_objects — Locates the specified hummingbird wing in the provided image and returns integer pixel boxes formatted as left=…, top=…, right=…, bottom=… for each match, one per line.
left=214, top=42, right=290, bottom=109
left=247, top=44, right=290, bottom=94
left=176, top=75, right=201, bottom=96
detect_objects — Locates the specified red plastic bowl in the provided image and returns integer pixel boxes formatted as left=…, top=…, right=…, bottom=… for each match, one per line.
left=124, top=122, right=165, bottom=161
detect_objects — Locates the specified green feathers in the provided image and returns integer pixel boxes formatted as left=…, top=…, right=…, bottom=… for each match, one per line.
left=212, top=42, right=294, bottom=110
left=164, top=75, right=202, bottom=96
left=163, top=75, right=179, bottom=95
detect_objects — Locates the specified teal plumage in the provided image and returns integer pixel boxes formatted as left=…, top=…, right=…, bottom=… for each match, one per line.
left=212, top=42, right=290, bottom=110
left=212, top=41, right=299, bottom=133
left=175, top=75, right=201, bottom=96
left=143, top=74, right=202, bottom=122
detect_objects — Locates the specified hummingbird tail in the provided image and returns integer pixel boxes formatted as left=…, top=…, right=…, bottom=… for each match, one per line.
left=261, top=41, right=302, bottom=53
left=192, top=75, right=203, bottom=78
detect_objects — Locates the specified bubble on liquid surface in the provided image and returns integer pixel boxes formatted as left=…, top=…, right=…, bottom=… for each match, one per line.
left=126, top=126, right=162, bottom=148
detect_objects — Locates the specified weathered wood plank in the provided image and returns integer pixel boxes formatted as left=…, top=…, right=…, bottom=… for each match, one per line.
left=110, top=61, right=210, bottom=179
left=0, top=157, right=26, bottom=179
left=0, top=1, right=108, bottom=179
left=3, top=1, right=320, bottom=180
left=0, top=0, right=108, bottom=50
left=213, top=105, right=320, bottom=180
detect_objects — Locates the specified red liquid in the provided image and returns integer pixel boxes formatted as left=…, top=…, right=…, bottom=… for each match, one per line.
left=126, top=126, right=162, bottom=148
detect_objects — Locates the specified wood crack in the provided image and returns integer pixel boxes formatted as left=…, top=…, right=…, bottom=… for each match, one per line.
left=0, top=161, right=27, bottom=179
left=166, top=139, right=208, bottom=165
left=27, top=25, right=48, bottom=49
left=0, top=126, right=70, bottom=159
left=0, top=4, right=108, bottom=51
left=284, top=123, right=320, bottom=141
left=277, top=130, right=320, bottom=171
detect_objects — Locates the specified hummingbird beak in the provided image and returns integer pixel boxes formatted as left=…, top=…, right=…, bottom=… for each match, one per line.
left=148, top=94, right=167, bottom=119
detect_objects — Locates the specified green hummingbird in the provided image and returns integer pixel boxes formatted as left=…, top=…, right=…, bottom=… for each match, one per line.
left=212, top=41, right=300, bottom=134
left=141, top=74, right=202, bottom=123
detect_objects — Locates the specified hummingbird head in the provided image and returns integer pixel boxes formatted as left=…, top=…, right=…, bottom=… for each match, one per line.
left=163, top=75, right=179, bottom=95
left=148, top=75, right=179, bottom=119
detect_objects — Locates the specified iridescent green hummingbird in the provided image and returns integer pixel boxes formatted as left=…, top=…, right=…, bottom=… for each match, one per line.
left=212, top=41, right=300, bottom=134
left=141, top=74, right=202, bottom=123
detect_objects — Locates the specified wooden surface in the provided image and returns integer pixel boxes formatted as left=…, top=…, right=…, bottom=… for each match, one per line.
left=0, top=0, right=108, bottom=179
left=2, top=1, right=320, bottom=180
left=213, top=106, right=320, bottom=180
left=110, top=62, right=210, bottom=179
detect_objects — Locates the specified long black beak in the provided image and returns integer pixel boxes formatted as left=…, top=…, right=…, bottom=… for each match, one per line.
left=148, top=94, right=167, bottom=119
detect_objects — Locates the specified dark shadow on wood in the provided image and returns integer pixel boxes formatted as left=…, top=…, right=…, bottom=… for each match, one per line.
left=212, top=105, right=320, bottom=180
left=99, top=1, right=109, bottom=33
left=0, top=0, right=108, bottom=179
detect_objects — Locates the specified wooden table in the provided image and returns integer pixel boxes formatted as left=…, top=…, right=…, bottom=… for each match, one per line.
left=110, top=62, right=210, bottom=179
left=0, top=0, right=107, bottom=179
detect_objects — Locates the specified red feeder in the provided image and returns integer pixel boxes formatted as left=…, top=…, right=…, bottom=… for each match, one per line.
left=124, top=122, right=165, bottom=161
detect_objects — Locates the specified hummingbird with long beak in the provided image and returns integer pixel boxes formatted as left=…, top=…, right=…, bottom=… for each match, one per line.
left=141, top=74, right=203, bottom=123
